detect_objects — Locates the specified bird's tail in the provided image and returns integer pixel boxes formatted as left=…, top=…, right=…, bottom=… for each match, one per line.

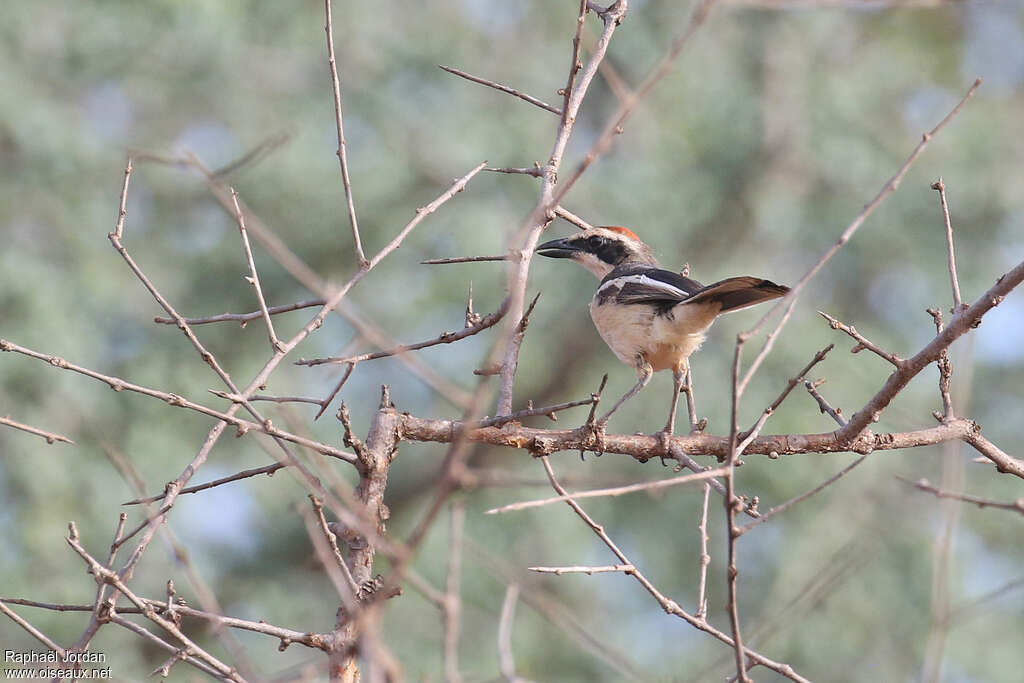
left=684, top=276, right=790, bottom=313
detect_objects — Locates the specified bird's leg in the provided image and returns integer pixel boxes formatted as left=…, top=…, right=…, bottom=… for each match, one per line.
left=662, top=364, right=687, bottom=436
left=596, top=360, right=653, bottom=428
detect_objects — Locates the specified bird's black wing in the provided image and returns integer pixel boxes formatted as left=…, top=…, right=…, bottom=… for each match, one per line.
left=596, top=268, right=705, bottom=312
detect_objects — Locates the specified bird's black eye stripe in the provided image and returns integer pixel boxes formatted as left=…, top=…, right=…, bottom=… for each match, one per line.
left=587, top=235, right=605, bottom=249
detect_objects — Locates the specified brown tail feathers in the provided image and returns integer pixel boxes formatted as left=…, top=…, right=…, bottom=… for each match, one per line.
left=684, top=276, right=790, bottom=313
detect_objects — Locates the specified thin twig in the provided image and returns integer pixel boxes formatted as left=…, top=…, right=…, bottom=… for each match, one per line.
left=66, top=523, right=245, bottom=680
left=170, top=151, right=474, bottom=407
left=153, top=299, right=326, bottom=326
left=495, top=1, right=628, bottom=416
left=725, top=340, right=750, bottom=683
left=838, top=254, right=1024, bottom=446
left=315, top=362, right=356, bottom=420
left=211, top=391, right=321, bottom=406
left=297, top=299, right=509, bottom=365
left=932, top=178, right=964, bottom=311
left=737, top=344, right=834, bottom=445
left=536, top=456, right=807, bottom=681
left=497, top=584, right=523, bottom=682
left=485, top=466, right=729, bottom=514
left=819, top=311, right=903, bottom=367
left=443, top=502, right=465, bottom=683
left=0, top=415, right=74, bottom=445
left=123, top=463, right=285, bottom=506
left=0, top=338, right=357, bottom=463
left=743, top=79, right=982, bottom=343
left=552, top=0, right=719, bottom=204
left=111, top=156, right=132, bottom=240
left=949, top=576, right=1024, bottom=623
left=736, top=297, right=799, bottom=396
left=486, top=166, right=543, bottom=177
left=310, top=496, right=361, bottom=595
left=325, top=0, right=367, bottom=266
left=439, top=65, right=562, bottom=116
left=804, top=379, right=847, bottom=426
left=421, top=254, right=510, bottom=265
left=696, top=483, right=711, bottom=619
left=896, top=476, right=1024, bottom=516
left=230, top=187, right=282, bottom=351
left=107, top=614, right=225, bottom=680
left=738, top=455, right=868, bottom=535
left=927, top=308, right=955, bottom=420
left=0, top=600, right=68, bottom=659
left=477, top=396, right=595, bottom=428
left=528, top=564, right=635, bottom=575
left=553, top=205, right=595, bottom=231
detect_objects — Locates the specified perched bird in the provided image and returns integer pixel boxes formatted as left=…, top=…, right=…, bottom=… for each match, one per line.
left=536, top=226, right=789, bottom=435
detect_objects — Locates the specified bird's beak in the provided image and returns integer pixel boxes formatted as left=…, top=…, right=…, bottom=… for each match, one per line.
left=535, top=237, right=580, bottom=259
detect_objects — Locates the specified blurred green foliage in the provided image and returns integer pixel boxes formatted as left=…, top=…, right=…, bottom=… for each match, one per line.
left=1, top=1, right=1023, bottom=681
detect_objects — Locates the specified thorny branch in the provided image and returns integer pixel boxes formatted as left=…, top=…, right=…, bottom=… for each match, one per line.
left=3, top=2, right=1019, bottom=681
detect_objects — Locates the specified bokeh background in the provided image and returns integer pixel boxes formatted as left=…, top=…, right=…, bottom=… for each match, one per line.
left=2, top=1, right=1023, bottom=681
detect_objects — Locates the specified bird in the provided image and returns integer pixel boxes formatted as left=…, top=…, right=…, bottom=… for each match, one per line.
left=536, top=226, right=790, bottom=435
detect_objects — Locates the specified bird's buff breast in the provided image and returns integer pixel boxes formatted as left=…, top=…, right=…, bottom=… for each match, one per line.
left=589, top=299, right=719, bottom=372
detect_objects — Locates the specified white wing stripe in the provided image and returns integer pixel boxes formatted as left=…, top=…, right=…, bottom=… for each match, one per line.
left=597, top=274, right=689, bottom=299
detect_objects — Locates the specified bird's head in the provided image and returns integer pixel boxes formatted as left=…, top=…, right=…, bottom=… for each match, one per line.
left=535, top=226, right=657, bottom=279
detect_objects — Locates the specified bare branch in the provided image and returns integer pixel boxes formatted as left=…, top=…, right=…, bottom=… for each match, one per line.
left=439, top=65, right=562, bottom=116
left=476, top=396, right=595, bottom=429
left=230, top=187, right=282, bottom=351
left=497, top=584, right=527, bottom=683
left=0, top=415, right=74, bottom=445
left=552, top=0, right=719, bottom=204
left=536, top=456, right=807, bottom=681
left=486, top=165, right=543, bottom=177
left=66, top=523, right=246, bottom=679
left=443, top=502, right=465, bottom=683
left=0, top=600, right=67, bottom=659
left=738, top=344, right=835, bottom=444
left=962, top=431, right=1024, bottom=479
left=528, top=564, right=635, bottom=575
left=737, top=455, right=868, bottom=535
left=486, top=466, right=729, bottom=514
left=395, top=410, right=1006, bottom=463
left=931, top=178, right=964, bottom=311
left=819, top=311, right=903, bottom=367
left=421, top=254, right=510, bottom=265
left=926, top=308, right=956, bottom=420
left=696, top=483, right=711, bottom=619
left=110, top=156, right=132, bottom=241
left=496, top=1, right=628, bottom=416
left=153, top=299, right=326, bottom=326
left=804, top=379, right=847, bottom=426
left=310, top=496, right=362, bottom=595
left=107, top=615, right=226, bottom=680
left=744, top=79, right=982, bottom=341
left=838, top=255, right=1024, bottom=445
left=124, top=462, right=285, bottom=506
left=325, top=0, right=367, bottom=266
left=897, top=476, right=1024, bottom=516
left=297, top=299, right=509, bottom=366
left=0, top=338, right=357, bottom=463
left=553, top=205, right=595, bottom=231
